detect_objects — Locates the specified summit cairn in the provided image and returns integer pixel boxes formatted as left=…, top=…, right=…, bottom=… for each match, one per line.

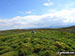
left=32, top=30, right=36, bottom=34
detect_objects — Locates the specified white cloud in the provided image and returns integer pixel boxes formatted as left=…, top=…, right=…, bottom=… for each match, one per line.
left=48, top=0, right=49, bottom=2
left=43, top=0, right=54, bottom=6
left=24, top=11, right=33, bottom=14
left=54, top=8, right=75, bottom=23
left=44, top=2, right=54, bottom=6
left=19, top=11, right=35, bottom=15
left=0, top=8, right=75, bottom=30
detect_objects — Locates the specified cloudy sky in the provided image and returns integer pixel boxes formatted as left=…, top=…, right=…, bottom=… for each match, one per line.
left=0, top=0, right=75, bottom=30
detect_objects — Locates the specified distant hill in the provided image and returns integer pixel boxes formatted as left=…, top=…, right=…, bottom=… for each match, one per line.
left=0, top=26, right=75, bottom=36
left=55, top=26, right=75, bottom=33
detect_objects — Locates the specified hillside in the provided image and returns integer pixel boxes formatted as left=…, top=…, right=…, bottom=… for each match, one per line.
left=55, top=26, right=75, bottom=33
left=0, top=26, right=75, bottom=56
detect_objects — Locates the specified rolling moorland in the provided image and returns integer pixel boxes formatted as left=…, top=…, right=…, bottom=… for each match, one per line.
left=0, top=26, right=75, bottom=56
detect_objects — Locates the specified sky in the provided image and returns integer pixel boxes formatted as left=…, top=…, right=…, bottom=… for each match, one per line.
left=0, top=0, right=75, bottom=30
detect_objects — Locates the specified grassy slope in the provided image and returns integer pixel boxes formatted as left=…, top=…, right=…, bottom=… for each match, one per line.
left=0, top=26, right=75, bottom=56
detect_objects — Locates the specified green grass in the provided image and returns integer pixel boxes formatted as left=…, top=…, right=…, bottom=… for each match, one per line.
left=0, top=28, right=75, bottom=56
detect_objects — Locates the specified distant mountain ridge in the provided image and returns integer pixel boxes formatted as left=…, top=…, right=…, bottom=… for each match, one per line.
left=0, top=26, right=75, bottom=34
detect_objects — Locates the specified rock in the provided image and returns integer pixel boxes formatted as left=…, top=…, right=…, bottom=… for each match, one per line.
left=32, top=30, right=36, bottom=33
